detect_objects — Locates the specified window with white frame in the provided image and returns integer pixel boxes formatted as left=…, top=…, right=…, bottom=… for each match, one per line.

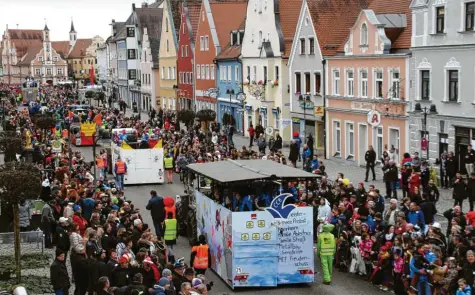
left=374, top=127, right=383, bottom=161
left=205, top=36, right=209, bottom=50
left=201, top=65, right=205, bottom=79
left=295, top=72, right=301, bottom=93
left=252, top=65, right=257, bottom=82
left=210, top=65, right=215, bottom=80
left=185, top=45, right=189, bottom=56
left=436, top=6, right=445, bottom=33
left=360, top=23, right=368, bottom=45
left=246, top=66, right=251, bottom=81
left=374, top=69, right=383, bottom=98
left=466, top=2, right=475, bottom=31
left=35, top=68, right=41, bottom=76
left=360, top=69, right=368, bottom=97
left=389, top=128, right=400, bottom=163
left=274, top=111, right=280, bottom=129
left=180, top=72, right=183, bottom=84
left=300, top=38, right=306, bottom=54
left=205, top=65, right=209, bottom=80
left=223, top=66, right=228, bottom=81
left=346, top=69, right=354, bottom=97
left=448, top=70, right=459, bottom=101
left=172, top=67, right=176, bottom=80
left=200, top=36, right=204, bottom=51
left=220, top=66, right=224, bottom=81
left=57, top=68, right=63, bottom=75
left=274, top=65, right=279, bottom=82
left=390, top=69, right=400, bottom=99
left=332, top=69, right=340, bottom=95
left=181, top=46, right=184, bottom=57
left=227, top=66, right=232, bottom=82
left=167, top=67, right=171, bottom=79
left=333, top=121, right=341, bottom=156
left=346, top=122, right=355, bottom=159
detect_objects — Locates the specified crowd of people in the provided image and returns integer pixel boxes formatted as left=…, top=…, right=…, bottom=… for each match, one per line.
left=0, top=83, right=215, bottom=295
left=4, top=81, right=475, bottom=295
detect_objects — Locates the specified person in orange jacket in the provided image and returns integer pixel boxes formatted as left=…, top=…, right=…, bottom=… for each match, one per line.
left=163, top=197, right=176, bottom=219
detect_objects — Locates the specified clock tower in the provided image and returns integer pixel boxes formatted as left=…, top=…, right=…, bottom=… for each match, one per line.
left=43, top=23, right=52, bottom=62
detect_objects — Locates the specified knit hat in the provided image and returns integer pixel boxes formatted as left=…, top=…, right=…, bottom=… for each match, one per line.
left=73, top=205, right=81, bottom=212
left=184, top=267, right=195, bottom=276
left=59, top=217, right=68, bottom=224
left=158, top=277, right=169, bottom=287
left=143, top=257, right=154, bottom=265
left=192, top=278, right=203, bottom=287
left=162, top=268, right=172, bottom=277
left=133, top=219, right=142, bottom=226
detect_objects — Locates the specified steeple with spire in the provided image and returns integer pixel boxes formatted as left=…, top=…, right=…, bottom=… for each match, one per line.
left=43, top=19, right=52, bottom=62
left=69, top=18, right=77, bottom=49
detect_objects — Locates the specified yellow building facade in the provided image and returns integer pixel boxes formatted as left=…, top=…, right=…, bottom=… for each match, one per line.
left=157, top=0, right=179, bottom=111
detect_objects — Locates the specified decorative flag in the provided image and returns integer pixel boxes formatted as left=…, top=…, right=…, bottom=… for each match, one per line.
left=89, top=67, right=95, bottom=86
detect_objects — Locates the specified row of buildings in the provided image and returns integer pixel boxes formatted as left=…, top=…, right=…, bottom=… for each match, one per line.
left=104, top=0, right=475, bottom=173
left=1, top=21, right=104, bottom=86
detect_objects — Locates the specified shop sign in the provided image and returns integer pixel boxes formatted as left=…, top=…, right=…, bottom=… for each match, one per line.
left=352, top=102, right=373, bottom=111
left=292, top=118, right=301, bottom=123
left=367, top=110, right=381, bottom=127
left=280, top=119, right=292, bottom=128
left=314, top=106, right=324, bottom=117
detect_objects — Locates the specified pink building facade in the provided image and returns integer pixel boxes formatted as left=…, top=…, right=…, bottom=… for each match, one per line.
left=325, top=8, right=411, bottom=166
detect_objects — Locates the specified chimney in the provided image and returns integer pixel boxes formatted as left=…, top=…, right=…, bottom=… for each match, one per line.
left=132, top=3, right=136, bottom=11
left=142, top=2, right=148, bottom=7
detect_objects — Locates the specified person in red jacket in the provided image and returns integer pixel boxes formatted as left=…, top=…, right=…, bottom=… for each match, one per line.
left=247, top=124, right=255, bottom=148
left=164, top=197, right=176, bottom=219
left=72, top=205, right=88, bottom=236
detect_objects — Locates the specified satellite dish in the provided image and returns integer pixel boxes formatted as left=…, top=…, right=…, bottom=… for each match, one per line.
left=265, top=126, right=274, bottom=136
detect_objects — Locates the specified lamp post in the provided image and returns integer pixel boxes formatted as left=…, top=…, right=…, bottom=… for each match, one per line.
left=414, top=102, right=438, bottom=160
left=236, top=91, right=246, bottom=134
left=299, top=94, right=311, bottom=140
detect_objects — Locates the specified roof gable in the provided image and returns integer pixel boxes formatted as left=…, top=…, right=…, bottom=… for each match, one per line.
left=307, top=0, right=369, bottom=56
left=68, top=39, right=93, bottom=58
left=279, top=0, right=303, bottom=57
left=210, top=1, right=248, bottom=50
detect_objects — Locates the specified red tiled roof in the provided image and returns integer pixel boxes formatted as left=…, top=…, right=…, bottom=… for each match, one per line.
left=187, top=0, right=202, bottom=42
left=68, top=39, right=93, bottom=58
left=215, top=19, right=245, bottom=60
left=11, top=39, right=42, bottom=58
left=308, top=0, right=369, bottom=56
left=368, top=0, right=412, bottom=49
left=210, top=1, right=248, bottom=49
left=8, top=29, right=43, bottom=40
left=18, top=45, right=42, bottom=65
left=279, top=0, right=303, bottom=57
left=52, top=41, right=70, bottom=58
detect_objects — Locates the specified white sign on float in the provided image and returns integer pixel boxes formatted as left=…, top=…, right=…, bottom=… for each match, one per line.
left=367, top=110, right=381, bottom=127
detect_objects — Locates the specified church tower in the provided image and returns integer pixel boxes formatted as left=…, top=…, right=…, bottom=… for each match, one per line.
left=43, top=22, right=52, bottom=62
left=69, top=19, right=77, bottom=48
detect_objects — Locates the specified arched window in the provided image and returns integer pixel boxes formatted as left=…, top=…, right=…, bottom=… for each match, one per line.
left=258, top=31, right=263, bottom=48
left=360, top=23, right=368, bottom=45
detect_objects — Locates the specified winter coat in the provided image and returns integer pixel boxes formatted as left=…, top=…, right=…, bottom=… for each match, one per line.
left=468, top=178, right=475, bottom=201
left=359, top=239, right=373, bottom=258
left=453, top=178, right=467, bottom=200
left=274, top=135, right=283, bottom=150
left=18, top=203, right=31, bottom=228
left=288, top=143, right=299, bottom=162
left=50, top=259, right=70, bottom=289
left=146, top=195, right=165, bottom=223
left=407, top=209, right=425, bottom=228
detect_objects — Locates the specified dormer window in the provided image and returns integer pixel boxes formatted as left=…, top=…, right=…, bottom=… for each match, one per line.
left=239, top=30, right=244, bottom=44
left=360, top=23, right=368, bottom=46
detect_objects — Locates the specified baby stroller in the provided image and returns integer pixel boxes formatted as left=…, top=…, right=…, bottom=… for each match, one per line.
left=349, top=235, right=366, bottom=275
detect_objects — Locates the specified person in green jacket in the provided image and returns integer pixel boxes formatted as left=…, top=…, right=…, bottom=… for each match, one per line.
left=317, top=223, right=336, bottom=285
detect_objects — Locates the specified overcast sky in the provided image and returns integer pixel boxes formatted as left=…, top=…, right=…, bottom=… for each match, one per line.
left=0, top=0, right=158, bottom=41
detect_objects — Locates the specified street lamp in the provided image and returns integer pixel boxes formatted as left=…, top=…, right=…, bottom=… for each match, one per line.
left=236, top=91, right=246, bottom=134
left=414, top=102, right=438, bottom=160
left=299, top=94, right=311, bottom=140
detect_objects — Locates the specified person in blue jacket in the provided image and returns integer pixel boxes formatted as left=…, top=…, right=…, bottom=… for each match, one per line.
left=456, top=278, right=472, bottom=295
left=409, top=243, right=436, bottom=295
left=292, top=133, right=302, bottom=162
left=407, top=202, right=426, bottom=229
left=310, top=155, right=319, bottom=171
